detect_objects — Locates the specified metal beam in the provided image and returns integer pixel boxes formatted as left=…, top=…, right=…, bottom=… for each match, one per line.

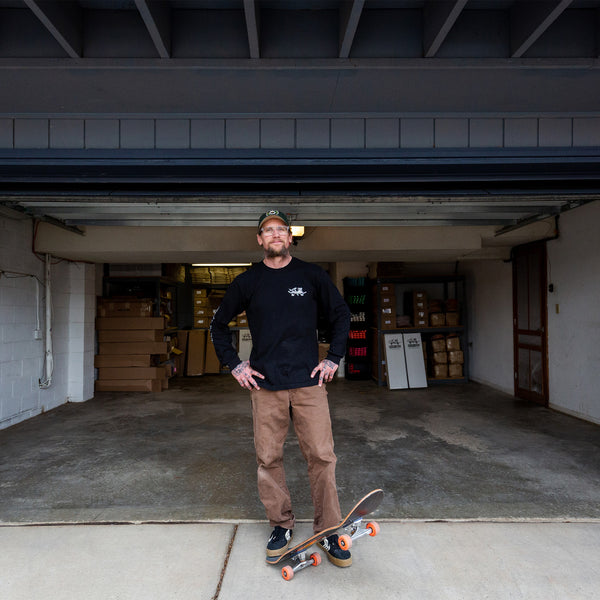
left=339, top=0, right=365, bottom=59
left=510, top=0, right=574, bottom=58
left=134, top=0, right=171, bottom=59
left=23, top=0, right=82, bottom=58
left=423, top=0, right=468, bottom=58
left=243, top=0, right=260, bottom=59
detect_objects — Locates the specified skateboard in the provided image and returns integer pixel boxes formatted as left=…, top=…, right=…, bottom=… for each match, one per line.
left=267, top=488, right=384, bottom=581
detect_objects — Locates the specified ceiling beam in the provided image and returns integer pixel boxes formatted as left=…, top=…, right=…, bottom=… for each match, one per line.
left=339, top=0, right=364, bottom=59
left=243, top=0, right=260, bottom=59
left=23, top=0, right=82, bottom=59
left=423, top=0, right=468, bottom=58
left=510, top=0, right=574, bottom=58
left=134, top=0, right=171, bottom=59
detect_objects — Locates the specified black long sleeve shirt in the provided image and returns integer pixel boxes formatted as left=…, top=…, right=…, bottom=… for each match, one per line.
left=210, top=257, right=350, bottom=391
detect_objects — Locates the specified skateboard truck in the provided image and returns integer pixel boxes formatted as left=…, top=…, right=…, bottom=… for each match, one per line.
left=280, top=517, right=381, bottom=581
left=281, top=551, right=322, bottom=581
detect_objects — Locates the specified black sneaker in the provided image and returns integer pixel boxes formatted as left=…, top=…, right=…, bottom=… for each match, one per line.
left=266, top=526, right=293, bottom=558
left=319, top=534, right=352, bottom=567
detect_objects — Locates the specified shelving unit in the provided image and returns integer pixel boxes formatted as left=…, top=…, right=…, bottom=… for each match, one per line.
left=102, top=267, right=180, bottom=330
left=188, top=265, right=249, bottom=375
left=372, top=276, right=468, bottom=387
left=343, top=277, right=371, bottom=380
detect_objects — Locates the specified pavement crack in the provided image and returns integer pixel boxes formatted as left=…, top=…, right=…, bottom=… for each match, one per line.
left=212, top=523, right=238, bottom=600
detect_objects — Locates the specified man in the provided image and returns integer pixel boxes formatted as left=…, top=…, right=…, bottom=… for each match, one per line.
left=210, top=209, right=352, bottom=567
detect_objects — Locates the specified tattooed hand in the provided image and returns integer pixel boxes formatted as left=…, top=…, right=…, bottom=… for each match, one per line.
left=310, top=359, right=338, bottom=387
left=232, top=360, right=265, bottom=390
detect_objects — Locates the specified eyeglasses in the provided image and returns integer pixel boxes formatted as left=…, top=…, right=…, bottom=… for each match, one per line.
left=260, top=226, right=289, bottom=236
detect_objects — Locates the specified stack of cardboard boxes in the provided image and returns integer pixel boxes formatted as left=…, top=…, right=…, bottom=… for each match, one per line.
left=430, top=333, right=464, bottom=379
left=188, top=277, right=249, bottom=375
left=95, top=298, right=171, bottom=392
left=429, top=298, right=460, bottom=328
left=377, top=283, right=397, bottom=329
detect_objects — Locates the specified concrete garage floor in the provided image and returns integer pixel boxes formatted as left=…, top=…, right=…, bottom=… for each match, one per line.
left=2, top=377, right=600, bottom=600
left=1, top=376, right=599, bottom=524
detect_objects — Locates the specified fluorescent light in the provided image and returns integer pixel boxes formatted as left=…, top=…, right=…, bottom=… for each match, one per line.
left=192, top=263, right=252, bottom=267
left=291, top=225, right=305, bottom=237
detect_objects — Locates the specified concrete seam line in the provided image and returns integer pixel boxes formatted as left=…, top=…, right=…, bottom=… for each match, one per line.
left=212, top=523, right=238, bottom=600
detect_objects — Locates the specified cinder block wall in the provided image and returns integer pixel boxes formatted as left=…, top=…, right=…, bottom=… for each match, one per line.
left=0, top=214, right=95, bottom=429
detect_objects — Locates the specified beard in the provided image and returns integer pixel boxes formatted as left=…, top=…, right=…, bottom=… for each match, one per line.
left=264, top=244, right=290, bottom=259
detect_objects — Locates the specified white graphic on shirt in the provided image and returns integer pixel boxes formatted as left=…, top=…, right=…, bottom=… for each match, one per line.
left=288, top=287, right=307, bottom=297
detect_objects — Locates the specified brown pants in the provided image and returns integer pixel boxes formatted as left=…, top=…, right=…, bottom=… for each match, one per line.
left=250, top=385, right=342, bottom=533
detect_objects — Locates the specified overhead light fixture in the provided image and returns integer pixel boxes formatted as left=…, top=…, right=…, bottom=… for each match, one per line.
left=192, top=263, right=252, bottom=267
left=291, top=225, right=305, bottom=238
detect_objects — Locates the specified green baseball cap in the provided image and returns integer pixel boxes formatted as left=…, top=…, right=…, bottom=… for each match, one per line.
left=257, top=209, right=290, bottom=232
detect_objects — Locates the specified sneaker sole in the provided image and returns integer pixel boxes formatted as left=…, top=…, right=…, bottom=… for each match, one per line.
left=323, top=552, right=352, bottom=568
left=265, top=535, right=293, bottom=559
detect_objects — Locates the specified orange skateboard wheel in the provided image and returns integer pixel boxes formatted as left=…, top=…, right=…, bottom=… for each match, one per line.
left=367, top=521, right=380, bottom=536
left=338, top=534, right=353, bottom=550
left=311, top=552, right=322, bottom=566
left=281, top=566, right=294, bottom=581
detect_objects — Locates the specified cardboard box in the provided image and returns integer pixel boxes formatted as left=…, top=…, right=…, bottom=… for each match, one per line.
left=433, top=351, right=448, bottom=364
left=96, top=317, right=164, bottom=330
left=433, top=364, right=449, bottom=379
left=431, top=335, right=446, bottom=353
left=428, top=299, right=443, bottom=313
left=97, top=341, right=169, bottom=355
left=186, top=329, right=207, bottom=376
left=97, top=367, right=167, bottom=380
left=194, top=297, right=211, bottom=308
left=95, top=379, right=163, bottom=393
left=97, top=299, right=154, bottom=318
left=379, top=283, right=394, bottom=294
left=446, top=335, right=461, bottom=351
left=193, top=288, right=208, bottom=298
left=448, top=350, right=464, bottom=364
left=204, top=336, right=221, bottom=374
left=94, top=355, right=152, bottom=368
left=430, top=312, right=446, bottom=327
left=381, top=306, right=397, bottom=329
left=446, top=312, right=460, bottom=326
left=449, top=363, right=464, bottom=378
left=238, top=329, right=252, bottom=362
left=237, top=315, right=248, bottom=327
left=318, top=343, right=330, bottom=363
left=414, top=310, right=428, bottom=327
left=173, top=330, right=189, bottom=376
left=380, top=294, right=396, bottom=307
left=194, top=317, right=210, bottom=328
left=97, top=329, right=164, bottom=343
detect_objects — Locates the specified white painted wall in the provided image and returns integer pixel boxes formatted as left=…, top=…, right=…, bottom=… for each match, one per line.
left=547, top=201, right=600, bottom=425
left=460, top=259, right=514, bottom=394
left=0, top=214, right=95, bottom=429
left=460, top=201, right=600, bottom=424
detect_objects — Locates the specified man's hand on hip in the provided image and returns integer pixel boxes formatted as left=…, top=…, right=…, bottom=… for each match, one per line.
left=232, top=360, right=265, bottom=390
left=311, top=359, right=338, bottom=387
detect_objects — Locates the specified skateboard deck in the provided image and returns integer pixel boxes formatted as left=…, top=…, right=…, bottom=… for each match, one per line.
left=267, top=488, right=384, bottom=580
